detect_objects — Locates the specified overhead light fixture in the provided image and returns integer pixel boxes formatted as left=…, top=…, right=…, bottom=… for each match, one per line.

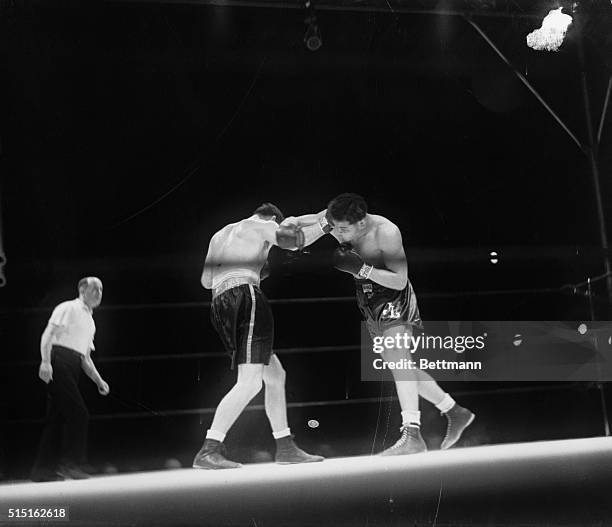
left=526, top=7, right=573, bottom=52
left=304, top=18, right=322, bottom=51
left=304, top=0, right=322, bottom=51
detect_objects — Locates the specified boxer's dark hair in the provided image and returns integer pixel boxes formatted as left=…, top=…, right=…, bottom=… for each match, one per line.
left=253, top=202, right=285, bottom=224
left=328, top=193, right=367, bottom=224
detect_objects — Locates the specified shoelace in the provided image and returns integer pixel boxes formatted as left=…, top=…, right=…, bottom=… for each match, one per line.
left=388, top=427, right=413, bottom=450
left=444, top=413, right=455, bottom=435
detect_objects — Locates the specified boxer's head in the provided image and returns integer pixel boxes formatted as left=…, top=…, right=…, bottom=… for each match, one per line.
left=253, top=202, right=285, bottom=225
left=78, top=276, right=103, bottom=309
left=327, top=193, right=367, bottom=242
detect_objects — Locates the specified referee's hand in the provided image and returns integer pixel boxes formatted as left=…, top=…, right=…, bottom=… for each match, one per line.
left=39, top=361, right=53, bottom=384
left=97, top=380, right=110, bottom=396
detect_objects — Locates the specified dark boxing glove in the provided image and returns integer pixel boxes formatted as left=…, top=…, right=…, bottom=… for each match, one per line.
left=332, top=244, right=373, bottom=279
left=276, top=224, right=305, bottom=250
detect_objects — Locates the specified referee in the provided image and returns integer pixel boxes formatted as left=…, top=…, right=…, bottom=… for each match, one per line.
left=31, top=277, right=110, bottom=482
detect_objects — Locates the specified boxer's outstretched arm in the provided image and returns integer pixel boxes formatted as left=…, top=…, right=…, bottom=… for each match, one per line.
left=368, top=225, right=408, bottom=290
left=248, top=218, right=305, bottom=250
left=282, top=210, right=328, bottom=248
left=286, top=210, right=327, bottom=227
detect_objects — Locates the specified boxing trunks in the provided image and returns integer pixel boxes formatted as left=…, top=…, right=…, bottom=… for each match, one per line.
left=355, top=277, right=422, bottom=338
left=211, top=278, right=274, bottom=369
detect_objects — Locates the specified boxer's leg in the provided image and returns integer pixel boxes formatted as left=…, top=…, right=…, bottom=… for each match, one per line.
left=263, top=354, right=324, bottom=464
left=262, top=354, right=288, bottom=433
left=379, top=325, right=427, bottom=456
left=414, top=369, right=446, bottom=405
left=209, top=363, right=264, bottom=435
left=193, top=364, right=263, bottom=469
left=381, top=325, right=419, bottom=421
left=413, top=369, right=475, bottom=449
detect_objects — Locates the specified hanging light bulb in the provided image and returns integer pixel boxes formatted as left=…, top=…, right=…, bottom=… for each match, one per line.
left=303, top=0, right=322, bottom=51
left=304, top=16, right=323, bottom=51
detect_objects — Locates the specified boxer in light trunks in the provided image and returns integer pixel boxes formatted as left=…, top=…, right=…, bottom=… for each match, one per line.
left=193, top=203, right=325, bottom=469
left=288, top=194, right=475, bottom=455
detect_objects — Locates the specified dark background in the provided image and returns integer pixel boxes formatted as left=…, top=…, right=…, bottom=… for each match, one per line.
left=1, top=0, right=611, bottom=480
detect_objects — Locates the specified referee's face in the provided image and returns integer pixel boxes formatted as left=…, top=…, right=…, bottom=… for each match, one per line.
left=83, top=280, right=103, bottom=309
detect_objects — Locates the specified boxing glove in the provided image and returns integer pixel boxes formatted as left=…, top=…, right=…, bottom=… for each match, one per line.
left=276, top=224, right=305, bottom=250
left=333, top=244, right=373, bottom=279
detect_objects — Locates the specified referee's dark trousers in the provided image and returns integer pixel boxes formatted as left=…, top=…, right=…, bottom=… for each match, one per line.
left=31, top=345, right=89, bottom=478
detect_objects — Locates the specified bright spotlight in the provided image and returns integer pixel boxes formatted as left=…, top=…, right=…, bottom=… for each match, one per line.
left=526, top=7, right=573, bottom=52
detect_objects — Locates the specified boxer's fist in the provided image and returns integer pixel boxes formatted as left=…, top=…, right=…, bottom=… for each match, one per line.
left=333, top=244, right=371, bottom=278
left=276, top=224, right=305, bottom=250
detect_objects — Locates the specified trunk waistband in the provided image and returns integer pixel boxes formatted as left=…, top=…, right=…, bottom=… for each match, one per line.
left=213, top=276, right=259, bottom=299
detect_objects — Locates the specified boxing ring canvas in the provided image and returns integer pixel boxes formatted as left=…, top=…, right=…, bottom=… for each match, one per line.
left=2, top=437, right=611, bottom=526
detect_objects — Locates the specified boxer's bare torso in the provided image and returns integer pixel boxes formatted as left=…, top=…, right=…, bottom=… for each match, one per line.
left=334, top=214, right=400, bottom=270
left=202, top=217, right=275, bottom=294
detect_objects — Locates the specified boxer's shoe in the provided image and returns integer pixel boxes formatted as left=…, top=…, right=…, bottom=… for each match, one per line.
left=441, top=404, right=475, bottom=450
left=193, top=439, right=242, bottom=469
left=379, top=426, right=427, bottom=456
left=275, top=435, right=324, bottom=464
left=31, top=470, right=62, bottom=483
left=56, top=463, right=90, bottom=480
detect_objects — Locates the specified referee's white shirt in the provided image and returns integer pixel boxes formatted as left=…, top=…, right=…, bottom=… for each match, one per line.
left=49, top=298, right=96, bottom=356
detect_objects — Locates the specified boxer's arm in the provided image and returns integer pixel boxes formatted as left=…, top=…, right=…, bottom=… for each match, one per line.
left=201, top=260, right=213, bottom=289
left=281, top=210, right=332, bottom=248
left=285, top=210, right=327, bottom=227
left=260, top=260, right=271, bottom=281
left=247, top=219, right=305, bottom=250
left=368, top=225, right=408, bottom=290
left=281, top=210, right=327, bottom=248
left=201, top=236, right=218, bottom=289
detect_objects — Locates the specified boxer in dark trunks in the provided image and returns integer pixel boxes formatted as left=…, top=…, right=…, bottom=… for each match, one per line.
left=330, top=193, right=475, bottom=454
left=193, top=203, right=324, bottom=469
left=289, top=195, right=475, bottom=455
